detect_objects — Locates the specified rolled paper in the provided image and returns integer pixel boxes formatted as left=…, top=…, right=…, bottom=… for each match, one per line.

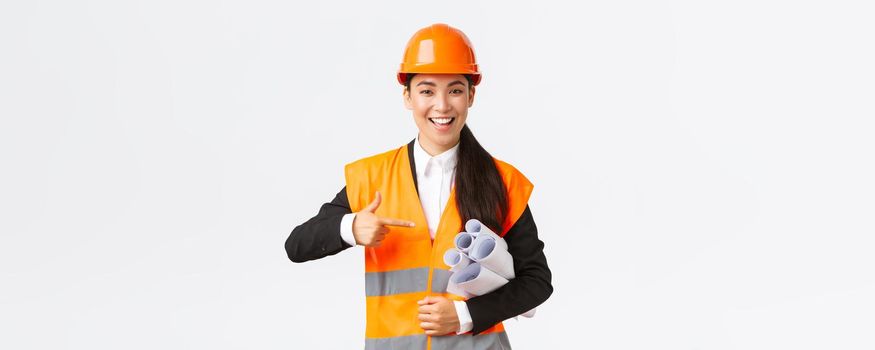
left=453, top=231, right=477, bottom=253
left=450, top=219, right=533, bottom=318
left=446, top=280, right=474, bottom=298
left=464, top=219, right=507, bottom=251
left=512, top=308, right=537, bottom=321
left=464, top=218, right=484, bottom=234
left=443, top=248, right=472, bottom=273
left=450, top=263, right=509, bottom=296
left=469, top=236, right=515, bottom=279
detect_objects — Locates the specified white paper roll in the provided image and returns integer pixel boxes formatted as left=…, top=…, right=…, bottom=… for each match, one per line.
left=451, top=219, right=533, bottom=315
left=464, top=219, right=507, bottom=251
left=443, top=248, right=472, bottom=273
left=453, top=231, right=477, bottom=253
left=446, top=280, right=474, bottom=298
left=468, top=236, right=515, bottom=279
left=512, top=307, right=537, bottom=321
left=450, top=263, right=509, bottom=296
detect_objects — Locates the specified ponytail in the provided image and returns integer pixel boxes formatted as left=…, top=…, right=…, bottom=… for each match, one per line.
left=455, top=124, right=509, bottom=233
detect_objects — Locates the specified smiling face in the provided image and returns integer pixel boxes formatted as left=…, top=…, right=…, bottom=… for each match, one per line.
left=404, top=74, right=475, bottom=156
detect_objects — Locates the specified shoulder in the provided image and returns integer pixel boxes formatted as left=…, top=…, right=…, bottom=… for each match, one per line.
left=342, top=144, right=408, bottom=211
left=492, top=157, right=534, bottom=190
left=491, top=157, right=535, bottom=235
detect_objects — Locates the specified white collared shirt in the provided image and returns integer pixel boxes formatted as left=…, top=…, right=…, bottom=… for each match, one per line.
left=413, top=134, right=458, bottom=240
left=339, top=135, right=474, bottom=334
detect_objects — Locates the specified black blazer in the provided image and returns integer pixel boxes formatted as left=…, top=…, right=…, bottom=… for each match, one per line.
left=285, top=139, right=553, bottom=335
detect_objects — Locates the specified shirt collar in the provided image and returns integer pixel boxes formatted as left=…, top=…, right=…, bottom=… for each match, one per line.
left=414, top=134, right=459, bottom=175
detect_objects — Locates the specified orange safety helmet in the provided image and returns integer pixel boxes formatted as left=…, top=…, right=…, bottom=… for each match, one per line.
left=397, top=23, right=482, bottom=86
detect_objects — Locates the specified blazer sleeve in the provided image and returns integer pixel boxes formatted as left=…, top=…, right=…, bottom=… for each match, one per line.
left=285, top=186, right=354, bottom=263
left=464, top=205, right=554, bottom=335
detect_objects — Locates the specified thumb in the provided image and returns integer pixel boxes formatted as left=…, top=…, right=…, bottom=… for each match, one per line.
left=363, top=191, right=382, bottom=213
left=417, top=296, right=430, bottom=305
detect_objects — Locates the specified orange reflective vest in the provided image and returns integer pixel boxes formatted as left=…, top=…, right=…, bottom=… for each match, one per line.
left=344, top=142, right=533, bottom=350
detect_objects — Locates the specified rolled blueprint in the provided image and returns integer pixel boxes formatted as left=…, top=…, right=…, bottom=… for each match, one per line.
left=468, top=236, right=515, bottom=280
left=464, top=219, right=507, bottom=252
left=443, top=248, right=472, bottom=273
left=453, top=231, right=477, bottom=253
left=446, top=218, right=539, bottom=319
left=450, top=262, right=509, bottom=296
left=512, top=308, right=537, bottom=321
left=446, top=279, right=474, bottom=298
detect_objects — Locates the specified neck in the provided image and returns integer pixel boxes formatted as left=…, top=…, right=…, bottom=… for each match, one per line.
left=417, top=132, right=459, bottom=156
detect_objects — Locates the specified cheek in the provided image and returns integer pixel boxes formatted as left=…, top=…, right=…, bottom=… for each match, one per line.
left=412, top=101, right=431, bottom=116
left=410, top=102, right=428, bottom=122
left=452, top=97, right=469, bottom=111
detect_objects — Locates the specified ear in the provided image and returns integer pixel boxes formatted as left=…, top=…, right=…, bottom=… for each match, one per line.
left=403, top=88, right=413, bottom=110
left=467, top=86, right=476, bottom=108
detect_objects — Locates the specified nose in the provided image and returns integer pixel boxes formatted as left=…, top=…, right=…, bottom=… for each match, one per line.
left=433, top=94, right=451, bottom=114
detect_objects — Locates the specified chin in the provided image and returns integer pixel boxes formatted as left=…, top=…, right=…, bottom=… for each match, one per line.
left=437, top=133, right=461, bottom=143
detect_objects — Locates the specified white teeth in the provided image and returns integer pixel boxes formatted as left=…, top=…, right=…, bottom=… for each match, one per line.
left=431, top=118, right=452, bottom=125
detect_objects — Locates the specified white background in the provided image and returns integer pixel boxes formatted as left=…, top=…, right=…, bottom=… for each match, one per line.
left=2, top=0, right=873, bottom=349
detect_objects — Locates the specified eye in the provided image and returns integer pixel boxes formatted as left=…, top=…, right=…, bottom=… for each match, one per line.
left=450, top=89, right=464, bottom=94
left=419, top=89, right=433, bottom=95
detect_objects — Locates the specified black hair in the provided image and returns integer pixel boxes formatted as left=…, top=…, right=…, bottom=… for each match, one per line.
left=405, top=73, right=509, bottom=233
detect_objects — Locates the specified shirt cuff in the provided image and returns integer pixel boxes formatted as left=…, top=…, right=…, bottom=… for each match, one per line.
left=454, top=300, right=473, bottom=334
left=340, top=213, right=357, bottom=247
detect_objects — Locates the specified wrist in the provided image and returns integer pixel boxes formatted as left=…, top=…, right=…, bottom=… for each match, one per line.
left=453, top=300, right=473, bottom=334
left=340, top=213, right=358, bottom=246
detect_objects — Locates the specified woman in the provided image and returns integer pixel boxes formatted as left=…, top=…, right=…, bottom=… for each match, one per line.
left=285, top=23, right=552, bottom=350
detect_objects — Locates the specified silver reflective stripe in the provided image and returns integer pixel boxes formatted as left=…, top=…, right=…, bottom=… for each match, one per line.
left=430, top=268, right=452, bottom=293
left=365, top=334, right=427, bottom=349
left=431, top=331, right=512, bottom=350
left=365, top=331, right=511, bottom=350
left=365, top=267, right=429, bottom=296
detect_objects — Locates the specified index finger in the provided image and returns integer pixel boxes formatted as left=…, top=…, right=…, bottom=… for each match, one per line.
left=379, top=217, right=416, bottom=228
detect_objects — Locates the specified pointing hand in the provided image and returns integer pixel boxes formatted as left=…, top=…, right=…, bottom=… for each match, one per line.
left=352, top=191, right=415, bottom=247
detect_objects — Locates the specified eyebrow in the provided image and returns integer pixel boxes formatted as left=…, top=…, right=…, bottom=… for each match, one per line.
left=415, top=80, right=466, bottom=88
